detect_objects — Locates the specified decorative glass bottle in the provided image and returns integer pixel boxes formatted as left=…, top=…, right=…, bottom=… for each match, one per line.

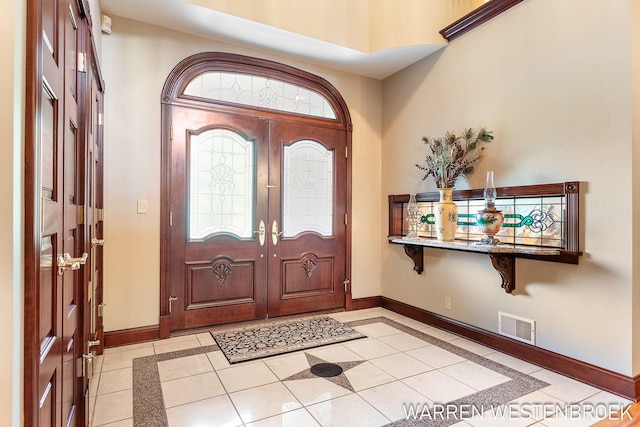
left=475, top=171, right=504, bottom=245
left=404, top=193, right=421, bottom=240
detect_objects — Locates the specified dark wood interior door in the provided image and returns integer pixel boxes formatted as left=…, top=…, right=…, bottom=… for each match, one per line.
left=25, top=0, right=99, bottom=425
left=83, top=38, right=105, bottom=425
left=267, top=121, right=347, bottom=316
left=168, top=107, right=269, bottom=329
left=34, top=1, right=86, bottom=425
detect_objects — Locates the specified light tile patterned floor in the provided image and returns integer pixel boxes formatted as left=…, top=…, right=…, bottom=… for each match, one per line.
left=89, top=308, right=632, bottom=427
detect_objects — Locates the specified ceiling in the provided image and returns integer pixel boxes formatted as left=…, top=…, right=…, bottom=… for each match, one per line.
left=99, top=0, right=449, bottom=79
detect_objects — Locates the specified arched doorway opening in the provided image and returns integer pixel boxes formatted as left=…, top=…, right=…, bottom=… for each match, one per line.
left=159, top=53, right=353, bottom=334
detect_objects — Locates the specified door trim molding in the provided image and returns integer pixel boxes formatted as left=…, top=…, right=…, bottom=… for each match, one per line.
left=160, top=52, right=353, bottom=333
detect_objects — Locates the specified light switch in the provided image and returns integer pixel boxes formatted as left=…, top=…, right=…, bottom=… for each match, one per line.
left=137, top=199, right=148, bottom=214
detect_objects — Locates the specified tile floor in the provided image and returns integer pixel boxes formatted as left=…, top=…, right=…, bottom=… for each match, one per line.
left=89, top=308, right=632, bottom=427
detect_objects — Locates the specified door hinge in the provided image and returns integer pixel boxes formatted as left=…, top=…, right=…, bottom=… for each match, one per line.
left=77, top=353, right=95, bottom=378
left=78, top=52, right=86, bottom=73
left=98, top=112, right=104, bottom=126
left=97, top=208, right=104, bottom=222
left=78, top=205, right=85, bottom=225
left=98, top=303, right=106, bottom=317
left=344, top=213, right=348, bottom=226
left=170, top=124, right=173, bottom=140
left=169, top=211, right=173, bottom=226
left=345, top=146, right=348, bottom=159
left=343, top=279, right=350, bottom=292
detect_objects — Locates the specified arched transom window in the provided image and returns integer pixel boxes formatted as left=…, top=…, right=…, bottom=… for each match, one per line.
left=183, top=71, right=337, bottom=119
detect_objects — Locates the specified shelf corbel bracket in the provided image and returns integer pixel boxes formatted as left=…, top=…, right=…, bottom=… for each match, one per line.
left=489, top=254, right=515, bottom=293
left=402, top=244, right=424, bottom=274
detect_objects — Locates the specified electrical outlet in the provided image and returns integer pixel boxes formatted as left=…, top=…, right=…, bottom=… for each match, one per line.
left=445, top=296, right=452, bottom=310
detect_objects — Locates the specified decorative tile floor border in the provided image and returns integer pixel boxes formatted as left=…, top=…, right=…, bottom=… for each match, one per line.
left=130, top=316, right=548, bottom=427
left=355, top=317, right=549, bottom=426
left=132, top=345, right=218, bottom=427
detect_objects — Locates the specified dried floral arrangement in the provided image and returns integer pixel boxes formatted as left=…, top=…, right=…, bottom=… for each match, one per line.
left=416, top=127, right=494, bottom=188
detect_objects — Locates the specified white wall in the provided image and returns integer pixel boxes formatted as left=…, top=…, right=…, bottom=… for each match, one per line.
left=1, top=0, right=25, bottom=425
left=382, top=0, right=635, bottom=375
left=101, top=17, right=383, bottom=331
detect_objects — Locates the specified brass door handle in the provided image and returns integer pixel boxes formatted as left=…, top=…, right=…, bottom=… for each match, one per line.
left=57, top=252, right=88, bottom=275
left=254, top=220, right=266, bottom=246
left=271, top=220, right=283, bottom=245
left=91, top=238, right=105, bottom=247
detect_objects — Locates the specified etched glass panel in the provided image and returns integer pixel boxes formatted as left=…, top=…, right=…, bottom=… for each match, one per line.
left=283, top=140, right=334, bottom=237
left=189, top=128, right=254, bottom=240
left=184, top=72, right=337, bottom=119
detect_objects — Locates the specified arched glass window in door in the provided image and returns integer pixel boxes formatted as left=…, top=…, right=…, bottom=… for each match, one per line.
left=183, top=72, right=337, bottom=119
left=282, top=140, right=334, bottom=237
left=188, top=128, right=255, bottom=241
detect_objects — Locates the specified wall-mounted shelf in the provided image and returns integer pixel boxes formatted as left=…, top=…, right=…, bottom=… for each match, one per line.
left=388, top=182, right=581, bottom=293
left=389, top=237, right=575, bottom=293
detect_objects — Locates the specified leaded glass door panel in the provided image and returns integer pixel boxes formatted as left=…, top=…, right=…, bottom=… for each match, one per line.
left=169, top=107, right=269, bottom=329
left=267, top=121, right=347, bottom=317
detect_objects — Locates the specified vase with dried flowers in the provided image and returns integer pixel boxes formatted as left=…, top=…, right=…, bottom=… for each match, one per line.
left=416, top=127, right=494, bottom=241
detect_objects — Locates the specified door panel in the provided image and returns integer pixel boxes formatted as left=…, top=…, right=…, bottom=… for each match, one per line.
left=27, top=0, right=95, bottom=425
left=81, top=50, right=104, bottom=425
left=62, top=1, right=83, bottom=424
left=267, top=122, right=346, bottom=317
left=39, top=1, right=65, bottom=424
left=170, top=107, right=269, bottom=329
left=168, top=108, right=348, bottom=329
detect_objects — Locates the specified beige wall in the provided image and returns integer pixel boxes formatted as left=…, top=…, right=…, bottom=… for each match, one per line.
left=382, top=0, right=635, bottom=375
left=89, top=0, right=103, bottom=58
left=101, top=16, right=383, bottom=331
left=632, top=0, right=640, bottom=375
left=2, top=0, right=24, bottom=425
left=189, top=0, right=481, bottom=52
left=101, top=0, right=638, bottom=377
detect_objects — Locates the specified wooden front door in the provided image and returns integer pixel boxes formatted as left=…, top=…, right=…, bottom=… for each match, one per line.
left=168, top=107, right=270, bottom=330
left=169, top=107, right=347, bottom=330
left=161, top=53, right=352, bottom=334
left=24, top=0, right=103, bottom=425
left=166, top=113, right=348, bottom=330
left=266, top=121, right=347, bottom=317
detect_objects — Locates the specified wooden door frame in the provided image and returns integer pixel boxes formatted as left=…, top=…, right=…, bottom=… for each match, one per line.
left=159, top=52, right=353, bottom=338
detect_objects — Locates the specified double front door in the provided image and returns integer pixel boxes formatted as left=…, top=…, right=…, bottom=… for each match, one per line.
left=167, top=107, right=347, bottom=330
